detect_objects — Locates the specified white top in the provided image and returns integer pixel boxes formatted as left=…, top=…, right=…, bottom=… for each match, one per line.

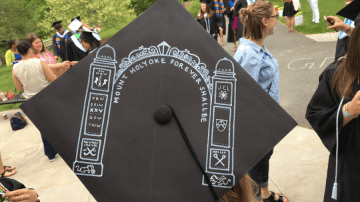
left=13, top=58, right=50, bottom=99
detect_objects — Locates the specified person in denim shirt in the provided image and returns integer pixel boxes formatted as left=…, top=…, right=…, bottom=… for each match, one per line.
left=234, top=1, right=288, bottom=202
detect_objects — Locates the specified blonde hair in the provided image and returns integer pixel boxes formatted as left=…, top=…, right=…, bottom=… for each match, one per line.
left=239, top=0, right=274, bottom=40
left=221, top=174, right=259, bottom=202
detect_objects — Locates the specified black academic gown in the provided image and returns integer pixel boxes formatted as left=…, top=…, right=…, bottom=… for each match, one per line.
left=334, top=13, right=360, bottom=61
left=226, top=0, right=247, bottom=42
left=52, top=31, right=73, bottom=60
left=216, top=0, right=228, bottom=35
left=65, top=35, right=88, bottom=62
left=306, top=61, right=360, bottom=202
left=197, top=13, right=223, bottom=39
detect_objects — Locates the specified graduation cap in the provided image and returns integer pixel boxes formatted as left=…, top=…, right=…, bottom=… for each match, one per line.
left=51, top=21, right=62, bottom=29
left=71, top=16, right=81, bottom=22
left=200, top=0, right=212, bottom=4
left=337, top=0, right=360, bottom=21
left=20, top=0, right=296, bottom=201
left=79, top=29, right=97, bottom=43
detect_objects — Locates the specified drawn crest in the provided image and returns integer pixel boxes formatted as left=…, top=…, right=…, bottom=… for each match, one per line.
left=216, top=119, right=228, bottom=132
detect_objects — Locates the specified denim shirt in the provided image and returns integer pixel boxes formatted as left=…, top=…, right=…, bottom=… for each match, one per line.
left=234, top=38, right=280, bottom=104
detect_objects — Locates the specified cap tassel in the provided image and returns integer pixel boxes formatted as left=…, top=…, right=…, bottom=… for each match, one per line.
left=332, top=97, right=344, bottom=201
left=331, top=183, right=338, bottom=200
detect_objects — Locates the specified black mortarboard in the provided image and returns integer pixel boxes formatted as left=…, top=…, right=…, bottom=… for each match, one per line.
left=79, top=29, right=97, bottom=42
left=200, top=0, right=211, bottom=4
left=337, top=0, right=360, bottom=21
left=71, top=16, right=81, bottom=22
left=51, top=21, right=62, bottom=28
left=20, top=0, right=297, bottom=201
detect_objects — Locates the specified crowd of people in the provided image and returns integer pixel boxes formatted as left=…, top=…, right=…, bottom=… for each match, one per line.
left=198, top=0, right=360, bottom=201
left=1, top=16, right=103, bottom=202
left=2, top=0, right=360, bottom=201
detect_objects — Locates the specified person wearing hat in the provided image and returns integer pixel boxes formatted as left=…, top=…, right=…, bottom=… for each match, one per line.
left=65, top=29, right=99, bottom=63
left=69, top=16, right=102, bottom=46
left=52, top=21, right=73, bottom=62
left=325, top=0, right=360, bottom=61
left=306, top=23, right=360, bottom=202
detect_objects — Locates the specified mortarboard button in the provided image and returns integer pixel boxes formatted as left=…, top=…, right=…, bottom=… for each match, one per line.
left=154, top=105, right=172, bottom=124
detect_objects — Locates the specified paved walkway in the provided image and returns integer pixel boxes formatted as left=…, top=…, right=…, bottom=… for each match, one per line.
left=0, top=108, right=329, bottom=202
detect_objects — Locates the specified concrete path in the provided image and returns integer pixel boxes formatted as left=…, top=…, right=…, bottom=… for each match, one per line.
left=0, top=111, right=329, bottom=202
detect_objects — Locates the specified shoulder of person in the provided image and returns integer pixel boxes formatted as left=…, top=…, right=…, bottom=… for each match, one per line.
left=234, top=45, right=261, bottom=65
left=319, top=61, right=340, bottom=82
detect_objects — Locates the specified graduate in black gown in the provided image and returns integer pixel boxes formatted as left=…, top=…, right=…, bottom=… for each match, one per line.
left=306, top=24, right=360, bottom=202
left=52, top=21, right=73, bottom=61
left=227, top=0, right=247, bottom=51
left=66, top=30, right=99, bottom=64
left=197, top=1, right=223, bottom=41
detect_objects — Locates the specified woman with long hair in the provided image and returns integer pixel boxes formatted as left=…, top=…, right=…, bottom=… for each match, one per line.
left=306, top=23, right=360, bottom=201
left=197, top=1, right=223, bottom=41
left=26, top=33, right=70, bottom=78
left=12, top=41, right=58, bottom=161
left=234, top=1, right=288, bottom=201
left=221, top=174, right=258, bottom=202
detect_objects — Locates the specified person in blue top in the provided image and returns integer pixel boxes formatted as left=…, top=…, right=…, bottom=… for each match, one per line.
left=234, top=1, right=288, bottom=202
left=52, top=21, right=73, bottom=62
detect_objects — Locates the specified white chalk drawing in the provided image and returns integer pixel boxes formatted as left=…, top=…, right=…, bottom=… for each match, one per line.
left=319, top=57, right=335, bottom=69
left=203, top=58, right=236, bottom=188
left=210, top=175, right=232, bottom=186
left=219, top=91, right=228, bottom=100
left=288, top=57, right=335, bottom=70
left=216, top=119, right=227, bottom=132
left=73, top=44, right=117, bottom=177
left=73, top=42, right=236, bottom=188
left=114, top=41, right=212, bottom=93
left=10, top=143, right=43, bottom=159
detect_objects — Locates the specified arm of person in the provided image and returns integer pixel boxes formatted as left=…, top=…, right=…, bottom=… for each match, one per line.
left=12, top=70, right=24, bottom=92
left=47, top=62, right=70, bottom=71
left=40, top=60, right=57, bottom=82
left=234, top=1, right=242, bottom=16
left=305, top=65, right=351, bottom=155
left=2, top=188, right=38, bottom=202
left=326, top=16, right=354, bottom=36
left=343, top=90, right=360, bottom=126
left=82, top=22, right=93, bottom=30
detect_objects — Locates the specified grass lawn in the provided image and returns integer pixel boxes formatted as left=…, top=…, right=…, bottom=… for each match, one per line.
left=0, top=65, right=22, bottom=112
left=270, top=0, right=346, bottom=34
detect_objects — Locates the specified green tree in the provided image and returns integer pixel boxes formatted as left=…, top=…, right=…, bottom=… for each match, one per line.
left=128, top=0, right=157, bottom=16
left=38, top=0, right=135, bottom=39
left=27, top=0, right=52, bottom=37
left=0, top=0, right=37, bottom=41
left=128, top=0, right=187, bottom=16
